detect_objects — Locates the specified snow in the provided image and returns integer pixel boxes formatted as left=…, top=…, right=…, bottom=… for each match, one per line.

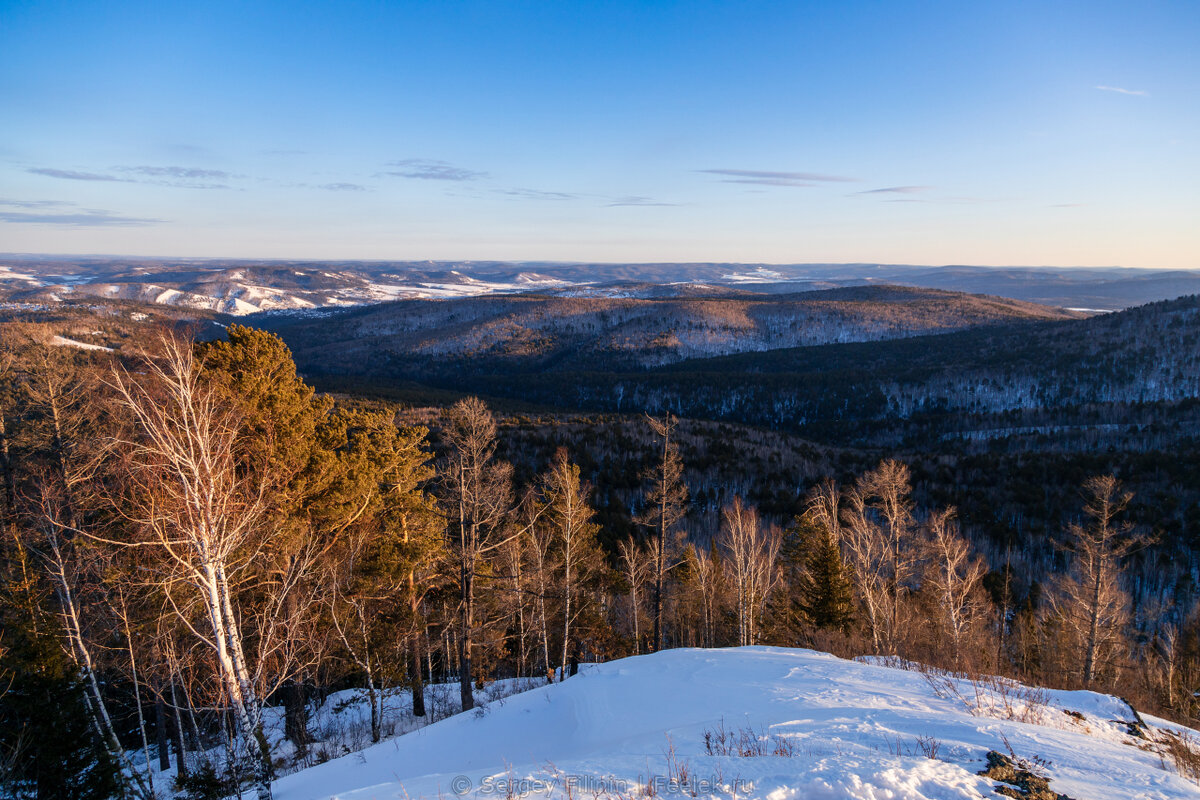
left=0, top=265, right=42, bottom=284
left=720, top=268, right=787, bottom=283
left=49, top=335, right=113, bottom=352
left=272, top=647, right=1200, bottom=800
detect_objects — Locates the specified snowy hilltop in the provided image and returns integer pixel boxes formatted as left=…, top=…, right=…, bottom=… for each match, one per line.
left=273, top=647, right=1200, bottom=800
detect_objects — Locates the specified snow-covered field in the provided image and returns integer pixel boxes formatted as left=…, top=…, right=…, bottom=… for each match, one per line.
left=272, top=647, right=1200, bottom=800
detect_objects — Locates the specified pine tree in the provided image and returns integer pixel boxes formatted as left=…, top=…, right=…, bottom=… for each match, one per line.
left=0, top=538, right=121, bottom=800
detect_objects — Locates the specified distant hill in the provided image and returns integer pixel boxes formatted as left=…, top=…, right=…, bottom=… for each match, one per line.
left=3, top=256, right=1199, bottom=313
left=454, top=294, right=1200, bottom=448
left=261, top=285, right=1080, bottom=374
left=265, top=291, right=1200, bottom=450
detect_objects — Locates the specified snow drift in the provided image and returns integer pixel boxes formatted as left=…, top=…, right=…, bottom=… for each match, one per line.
left=274, top=647, right=1199, bottom=800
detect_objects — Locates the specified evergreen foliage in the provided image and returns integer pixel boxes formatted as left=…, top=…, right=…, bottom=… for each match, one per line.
left=798, top=521, right=856, bottom=633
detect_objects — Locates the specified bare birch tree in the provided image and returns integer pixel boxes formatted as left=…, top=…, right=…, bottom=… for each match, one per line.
left=441, top=397, right=512, bottom=711
left=924, top=507, right=988, bottom=670
left=1051, top=474, right=1142, bottom=688
left=618, top=536, right=650, bottom=653
left=108, top=336, right=286, bottom=800
left=842, top=460, right=919, bottom=653
left=720, top=497, right=780, bottom=646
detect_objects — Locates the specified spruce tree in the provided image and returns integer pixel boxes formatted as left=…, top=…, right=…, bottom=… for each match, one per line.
left=797, top=517, right=855, bottom=633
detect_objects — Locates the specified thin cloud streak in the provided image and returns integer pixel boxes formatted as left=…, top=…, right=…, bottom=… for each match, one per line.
left=699, top=168, right=857, bottom=187
left=316, top=182, right=367, bottom=191
left=115, top=165, right=237, bottom=189
left=383, top=159, right=487, bottom=181
left=1095, top=85, right=1148, bottom=96
left=28, top=168, right=130, bottom=182
left=29, top=165, right=235, bottom=189
left=0, top=199, right=73, bottom=209
left=607, top=195, right=679, bottom=207
left=856, top=185, right=933, bottom=195
left=499, top=188, right=580, bottom=200
left=0, top=209, right=164, bottom=226
left=118, top=166, right=233, bottom=180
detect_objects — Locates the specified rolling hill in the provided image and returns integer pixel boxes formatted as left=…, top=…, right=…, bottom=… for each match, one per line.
left=260, top=285, right=1080, bottom=373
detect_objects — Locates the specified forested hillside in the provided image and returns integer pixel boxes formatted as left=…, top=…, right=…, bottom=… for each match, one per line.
left=320, top=294, right=1199, bottom=450
left=261, top=285, right=1078, bottom=372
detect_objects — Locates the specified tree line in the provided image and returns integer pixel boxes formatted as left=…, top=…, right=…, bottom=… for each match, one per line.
left=0, top=325, right=1196, bottom=800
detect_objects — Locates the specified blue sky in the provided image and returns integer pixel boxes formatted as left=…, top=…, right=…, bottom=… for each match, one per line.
left=1, top=0, right=1197, bottom=266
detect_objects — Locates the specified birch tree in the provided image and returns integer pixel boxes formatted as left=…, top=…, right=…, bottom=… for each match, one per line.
left=441, top=397, right=512, bottom=711
left=1052, top=474, right=1142, bottom=688
left=618, top=536, right=650, bottom=654
left=720, top=497, right=780, bottom=646
left=924, top=507, right=988, bottom=670
left=842, top=460, right=919, bottom=653
left=109, top=336, right=285, bottom=800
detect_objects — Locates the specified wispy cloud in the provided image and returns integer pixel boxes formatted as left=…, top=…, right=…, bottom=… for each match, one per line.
left=28, top=167, right=130, bottom=182
left=118, top=165, right=232, bottom=180
left=606, top=195, right=679, bottom=207
left=498, top=188, right=580, bottom=201
left=29, top=165, right=237, bottom=188
left=382, top=159, right=487, bottom=181
left=855, top=185, right=932, bottom=195
left=316, top=182, right=367, bottom=191
left=115, top=165, right=236, bottom=189
left=698, top=168, right=856, bottom=187
left=0, top=198, right=72, bottom=209
left=1095, top=85, right=1148, bottom=96
left=1051, top=202, right=1087, bottom=208
left=0, top=207, right=163, bottom=226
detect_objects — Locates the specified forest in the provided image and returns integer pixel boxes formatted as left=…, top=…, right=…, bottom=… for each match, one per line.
left=1, top=323, right=1198, bottom=800
left=264, top=293, right=1200, bottom=450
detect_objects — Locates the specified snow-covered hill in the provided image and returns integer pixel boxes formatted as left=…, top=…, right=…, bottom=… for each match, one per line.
left=273, top=647, right=1200, bottom=800
left=4, top=258, right=1200, bottom=314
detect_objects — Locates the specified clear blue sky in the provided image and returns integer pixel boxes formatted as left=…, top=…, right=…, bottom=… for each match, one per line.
left=1, top=0, right=1197, bottom=266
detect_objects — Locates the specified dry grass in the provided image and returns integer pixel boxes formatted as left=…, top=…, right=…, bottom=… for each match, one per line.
left=701, top=719, right=795, bottom=759
left=1157, top=730, right=1200, bottom=784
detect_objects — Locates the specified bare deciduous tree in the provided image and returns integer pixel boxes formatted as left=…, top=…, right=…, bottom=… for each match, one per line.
left=842, top=460, right=919, bottom=654
left=1051, top=474, right=1143, bottom=688
left=108, top=336, right=292, bottom=800
left=688, top=543, right=723, bottom=648
left=441, top=397, right=512, bottom=710
left=618, top=536, right=650, bottom=653
left=720, top=497, right=780, bottom=646
left=924, top=507, right=988, bottom=670
left=638, top=413, right=687, bottom=652
left=542, top=449, right=602, bottom=680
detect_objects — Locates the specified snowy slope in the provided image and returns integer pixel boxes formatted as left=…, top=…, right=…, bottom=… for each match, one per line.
left=273, top=647, right=1200, bottom=800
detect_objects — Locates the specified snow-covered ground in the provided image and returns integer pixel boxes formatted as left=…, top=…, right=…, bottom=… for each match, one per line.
left=269, top=647, right=1200, bottom=800
left=49, top=334, right=114, bottom=352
